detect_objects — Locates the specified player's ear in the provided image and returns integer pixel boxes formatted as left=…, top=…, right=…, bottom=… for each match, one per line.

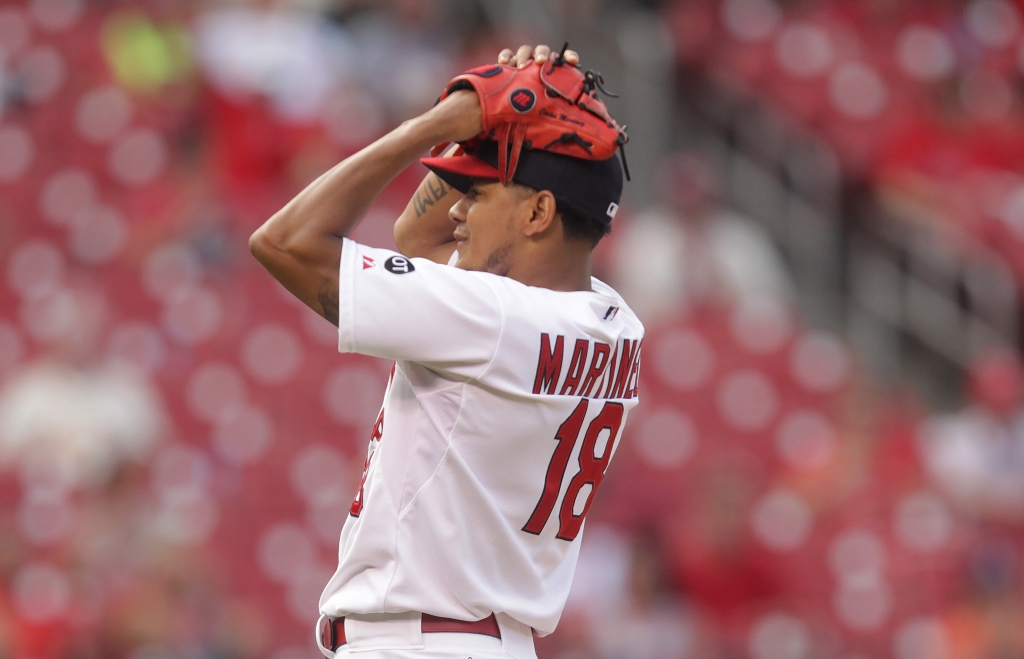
left=523, top=190, right=558, bottom=237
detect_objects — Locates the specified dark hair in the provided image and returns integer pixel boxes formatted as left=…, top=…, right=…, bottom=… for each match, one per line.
left=556, top=198, right=611, bottom=248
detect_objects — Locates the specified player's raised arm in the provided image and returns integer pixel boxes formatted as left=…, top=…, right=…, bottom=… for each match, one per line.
left=392, top=44, right=579, bottom=265
left=248, top=91, right=482, bottom=325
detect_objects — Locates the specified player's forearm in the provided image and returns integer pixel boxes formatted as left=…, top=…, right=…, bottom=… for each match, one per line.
left=249, top=91, right=480, bottom=323
left=249, top=109, right=462, bottom=315
left=252, top=116, right=449, bottom=263
left=394, top=171, right=460, bottom=262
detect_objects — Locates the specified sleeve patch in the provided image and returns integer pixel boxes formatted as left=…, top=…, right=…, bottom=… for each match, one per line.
left=384, top=255, right=416, bottom=274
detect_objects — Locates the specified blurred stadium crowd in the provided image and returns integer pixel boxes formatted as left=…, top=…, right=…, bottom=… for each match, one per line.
left=3, top=0, right=1024, bottom=658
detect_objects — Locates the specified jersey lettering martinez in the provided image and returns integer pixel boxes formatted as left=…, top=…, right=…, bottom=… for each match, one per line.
left=531, top=334, right=642, bottom=399
left=320, top=238, right=644, bottom=636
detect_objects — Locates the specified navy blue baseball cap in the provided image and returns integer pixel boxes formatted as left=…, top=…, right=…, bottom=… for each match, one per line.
left=421, top=140, right=624, bottom=226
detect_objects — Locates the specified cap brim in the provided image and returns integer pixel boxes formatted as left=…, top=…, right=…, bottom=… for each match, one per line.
left=420, top=153, right=499, bottom=194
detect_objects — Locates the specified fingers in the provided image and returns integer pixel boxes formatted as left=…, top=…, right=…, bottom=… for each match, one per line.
left=499, top=44, right=581, bottom=68
left=514, top=44, right=534, bottom=68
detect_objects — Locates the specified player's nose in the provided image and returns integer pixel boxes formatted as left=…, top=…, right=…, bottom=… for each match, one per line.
left=449, top=196, right=469, bottom=223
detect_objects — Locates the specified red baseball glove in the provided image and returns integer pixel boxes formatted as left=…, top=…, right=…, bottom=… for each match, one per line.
left=434, top=45, right=629, bottom=184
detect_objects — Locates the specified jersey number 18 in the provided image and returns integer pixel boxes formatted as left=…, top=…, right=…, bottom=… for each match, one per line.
left=522, top=399, right=624, bottom=541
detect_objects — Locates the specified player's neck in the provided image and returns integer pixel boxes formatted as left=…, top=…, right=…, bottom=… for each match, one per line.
left=507, top=245, right=593, bottom=292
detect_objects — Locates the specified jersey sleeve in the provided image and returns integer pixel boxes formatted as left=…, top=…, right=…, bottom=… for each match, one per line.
left=337, top=238, right=503, bottom=378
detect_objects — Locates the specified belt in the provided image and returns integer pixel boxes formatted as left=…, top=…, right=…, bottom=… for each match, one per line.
left=319, top=613, right=501, bottom=651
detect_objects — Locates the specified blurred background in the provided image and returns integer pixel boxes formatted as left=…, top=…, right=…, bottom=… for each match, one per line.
left=3, top=0, right=1024, bottom=658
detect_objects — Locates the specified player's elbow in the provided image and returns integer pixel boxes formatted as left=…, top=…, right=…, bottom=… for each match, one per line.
left=249, top=220, right=302, bottom=273
left=393, top=217, right=416, bottom=257
left=248, top=226, right=276, bottom=266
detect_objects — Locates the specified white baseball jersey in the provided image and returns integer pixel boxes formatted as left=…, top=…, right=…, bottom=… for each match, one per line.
left=319, top=238, right=645, bottom=636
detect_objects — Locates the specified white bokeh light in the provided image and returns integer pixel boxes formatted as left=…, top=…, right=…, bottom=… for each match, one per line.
left=106, top=322, right=166, bottom=373
left=634, top=407, right=698, bottom=470
left=69, top=204, right=127, bottom=264
left=290, top=443, right=351, bottom=506
left=775, top=24, right=834, bottom=78
left=652, top=328, right=715, bottom=391
left=751, top=489, right=813, bottom=551
left=142, top=243, right=202, bottom=300
left=108, top=128, right=168, bottom=186
left=29, top=0, right=84, bottom=32
left=894, top=617, right=950, bottom=659
left=834, top=578, right=893, bottom=631
left=829, top=528, right=887, bottom=581
left=241, top=323, right=303, bottom=385
left=258, top=523, right=317, bottom=583
left=965, top=0, right=1020, bottom=48
left=19, top=288, right=81, bottom=343
left=722, top=0, right=782, bottom=43
left=749, top=612, right=811, bottom=659
left=186, top=361, right=247, bottom=422
left=790, top=331, right=850, bottom=392
left=776, top=410, right=838, bottom=471
left=829, top=62, right=889, bottom=120
left=17, top=45, right=65, bottom=103
left=162, top=287, right=223, bottom=345
left=75, top=86, right=133, bottom=143
left=717, top=369, right=779, bottom=431
left=12, top=562, right=71, bottom=622
left=212, top=404, right=273, bottom=466
left=731, top=296, right=792, bottom=353
left=17, top=488, right=73, bottom=546
left=40, top=168, right=97, bottom=226
left=897, top=26, right=955, bottom=81
left=6, top=239, right=64, bottom=299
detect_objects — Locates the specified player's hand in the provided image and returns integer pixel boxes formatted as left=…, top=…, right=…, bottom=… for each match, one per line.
left=428, top=89, right=482, bottom=143
left=498, top=44, right=579, bottom=69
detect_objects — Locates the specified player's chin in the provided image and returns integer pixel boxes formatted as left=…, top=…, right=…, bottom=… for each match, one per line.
left=453, top=244, right=476, bottom=271
left=453, top=252, right=473, bottom=271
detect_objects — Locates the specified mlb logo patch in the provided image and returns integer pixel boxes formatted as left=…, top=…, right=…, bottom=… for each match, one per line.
left=606, top=202, right=619, bottom=219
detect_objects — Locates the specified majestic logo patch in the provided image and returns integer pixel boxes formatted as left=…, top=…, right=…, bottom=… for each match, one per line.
left=606, top=202, right=619, bottom=219
left=362, top=255, right=375, bottom=270
left=509, top=88, right=536, bottom=113
left=384, top=255, right=415, bottom=274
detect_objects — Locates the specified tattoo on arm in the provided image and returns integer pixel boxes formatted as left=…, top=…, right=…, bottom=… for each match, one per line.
left=412, top=174, right=451, bottom=217
left=318, top=277, right=339, bottom=327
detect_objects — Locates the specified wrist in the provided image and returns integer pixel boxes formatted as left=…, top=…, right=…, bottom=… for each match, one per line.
left=403, top=112, right=454, bottom=148
left=420, top=91, right=483, bottom=144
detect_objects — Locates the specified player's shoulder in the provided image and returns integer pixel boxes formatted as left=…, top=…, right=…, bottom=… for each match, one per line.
left=482, top=273, right=645, bottom=338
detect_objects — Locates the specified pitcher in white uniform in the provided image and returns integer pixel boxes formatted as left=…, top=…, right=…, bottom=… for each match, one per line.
left=249, top=44, right=644, bottom=659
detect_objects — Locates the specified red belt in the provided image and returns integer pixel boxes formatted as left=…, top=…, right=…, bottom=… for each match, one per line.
left=320, top=613, right=500, bottom=651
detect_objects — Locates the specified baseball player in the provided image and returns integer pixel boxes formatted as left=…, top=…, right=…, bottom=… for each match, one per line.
left=249, top=44, right=644, bottom=659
